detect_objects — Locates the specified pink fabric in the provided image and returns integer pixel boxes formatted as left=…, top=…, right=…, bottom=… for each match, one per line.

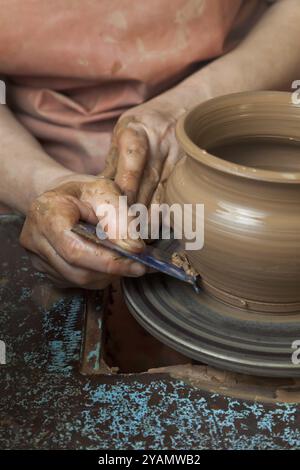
left=5, top=0, right=265, bottom=174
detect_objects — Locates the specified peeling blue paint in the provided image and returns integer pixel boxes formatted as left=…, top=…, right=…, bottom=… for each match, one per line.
left=87, top=342, right=101, bottom=371
left=76, top=380, right=300, bottom=450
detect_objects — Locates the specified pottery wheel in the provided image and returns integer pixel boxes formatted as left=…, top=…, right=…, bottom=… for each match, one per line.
left=122, top=273, right=300, bottom=378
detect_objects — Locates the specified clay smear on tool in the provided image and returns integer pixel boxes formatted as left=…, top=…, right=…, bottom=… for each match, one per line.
left=171, top=251, right=199, bottom=277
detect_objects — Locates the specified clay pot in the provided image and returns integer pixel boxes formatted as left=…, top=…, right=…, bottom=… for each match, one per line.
left=166, top=91, right=300, bottom=312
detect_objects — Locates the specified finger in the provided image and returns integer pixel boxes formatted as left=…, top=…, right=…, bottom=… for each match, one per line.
left=148, top=144, right=182, bottom=207
left=32, top=230, right=146, bottom=287
left=52, top=232, right=146, bottom=277
left=80, top=179, right=145, bottom=252
left=31, top=250, right=110, bottom=289
left=23, top=192, right=146, bottom=277
left=137, top=156, right=165, bottom=207
left=24, top=180, right=147, bottom=278
left=25, top=229, right=111, bottom=285
left=114, top=126, right=148, bottom=205
left=158, top=139, right=183, bottom=185
left=30, top=252, right=67, bottom=282
left=31, top=250, right=113, bottom=290
left=101, top=117, right=130, bottom=179
left=101, top=139, right=118, bottom=179
left=70, top=196, right=98, bottom=225
left=42, top=213, right=146, bottom=277
left=29, top=253, right=77, bottom=288
left=150, top=182, right=165, bottom=205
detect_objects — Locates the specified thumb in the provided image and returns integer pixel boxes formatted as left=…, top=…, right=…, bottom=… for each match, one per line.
left=114, top=125, right=148, bottom=206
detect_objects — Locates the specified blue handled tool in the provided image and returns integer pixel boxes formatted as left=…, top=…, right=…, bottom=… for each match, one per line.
left=72, top=222, right=200, bottom=293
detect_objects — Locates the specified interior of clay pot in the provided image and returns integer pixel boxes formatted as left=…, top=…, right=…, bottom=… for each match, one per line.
left=209, top=138, right=300, bottom=172
left=180, top=91, right=300, bottom=179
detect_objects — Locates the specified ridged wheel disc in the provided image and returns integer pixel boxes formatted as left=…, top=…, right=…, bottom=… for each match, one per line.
left=123, top=273, right=300, bottom=377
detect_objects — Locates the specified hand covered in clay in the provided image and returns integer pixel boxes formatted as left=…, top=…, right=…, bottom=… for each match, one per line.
left=20, top=175, right=146, bottom=289
left=103, top=97, right=186, bottom=206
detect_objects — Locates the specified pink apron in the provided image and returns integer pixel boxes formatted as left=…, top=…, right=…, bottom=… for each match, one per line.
left=5, top=0, right=267, bottom=174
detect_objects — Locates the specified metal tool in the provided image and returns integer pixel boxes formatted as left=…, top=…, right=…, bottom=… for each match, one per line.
left=72, top=222, right=200, bottom=293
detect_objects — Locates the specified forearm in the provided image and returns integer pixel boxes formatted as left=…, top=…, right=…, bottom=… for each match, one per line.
left=0, top=105, right=74, bottom=213
left=162, top=0, right=300, bottom=109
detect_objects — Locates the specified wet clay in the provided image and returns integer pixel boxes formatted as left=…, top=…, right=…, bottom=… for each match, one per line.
left=166, top=92, right=300, bottom=310
left=171, top=251, right=198, bottom=277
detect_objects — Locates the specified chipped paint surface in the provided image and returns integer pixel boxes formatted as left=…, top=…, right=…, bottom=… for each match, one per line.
left=1, top=215, right=300, bottom=450
left=1, top=370, right=300, bottom=450
left=79, top=381, right=300, bottom=450
left=0, top=216, right=84, bottom=372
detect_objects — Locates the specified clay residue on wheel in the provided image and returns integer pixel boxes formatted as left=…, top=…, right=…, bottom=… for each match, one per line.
left=171, top=251, right=199, bottom=277
left=147, top=363, right=300, bottom=404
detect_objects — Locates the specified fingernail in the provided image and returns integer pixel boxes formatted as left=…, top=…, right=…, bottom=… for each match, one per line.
left=129, top=262, right=146, bottom=276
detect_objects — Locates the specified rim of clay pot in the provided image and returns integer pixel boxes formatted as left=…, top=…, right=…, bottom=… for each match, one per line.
left=176, top=91, right=300, bottom=184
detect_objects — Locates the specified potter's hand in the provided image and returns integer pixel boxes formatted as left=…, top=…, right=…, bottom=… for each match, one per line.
left=103, top=99, right=186, bottom=206
left=20, top=176, right=146, bottom=289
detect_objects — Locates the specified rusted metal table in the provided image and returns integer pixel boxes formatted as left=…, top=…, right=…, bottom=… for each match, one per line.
left=1, top=214, right=300, bottom=450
